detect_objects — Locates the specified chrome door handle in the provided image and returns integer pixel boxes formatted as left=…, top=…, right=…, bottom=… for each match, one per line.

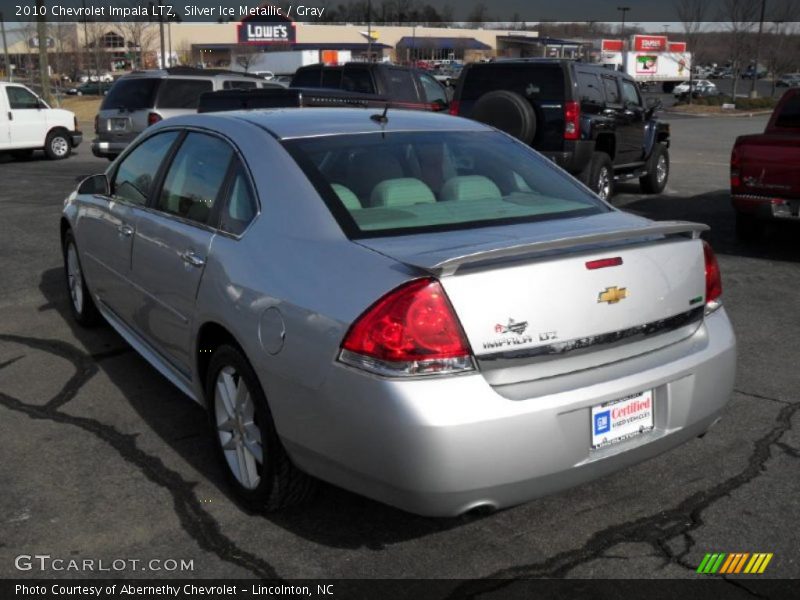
left=180, top=250, right=205, bottom=267
left=117, top=224, right=134, bottom=237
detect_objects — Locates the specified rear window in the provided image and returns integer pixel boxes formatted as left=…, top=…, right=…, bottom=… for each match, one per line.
left=342, top=67, right=375, bottom=94
left=775, top=94, right=800, bottom=128
left=291, top=67, right=322, bottom=88
left=460, top=64, right=565, bottom=102
left=101, top=78, right=160, bottom=110
left=156, top=79, right=213, bottom=109
left=322, top=67, right=343, bottom=88
left=284, top=131, right=606, bottom=239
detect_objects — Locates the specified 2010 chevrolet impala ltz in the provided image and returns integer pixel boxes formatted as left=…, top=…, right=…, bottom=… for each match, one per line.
left=61, top=108, right=736, bottom=516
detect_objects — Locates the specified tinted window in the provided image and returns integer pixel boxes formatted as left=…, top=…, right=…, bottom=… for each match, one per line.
left=223, top=80, right=257, bottom=90
left=291, top=67, right=322, bottom=88
left=220, top=161, right=257, bottom=235
left=322, top=67, right=343, bottom=88
left=6, top=86, right=39, bottom=109
left=112, top=131, right=179, bottom=206
left=157, top=133, right=233, bottom=225
left=285, top=131, right=606, bottom=238
left=461, top=64, right=565, bottom=101
left=157, top=79, right=213, bottom=109
left=384, top=68, right=418, bottom=102
left=577, top=72, right=603, bottom=105
left=602, top=77, right=621, bottom=104
left=102, top=78, right=160, bottom=110
left=621, top=80, right=640, bottom=106
left=775, top=94, right=800, bottom=128
left=419, top=73, right=447, bottom=104
left=342, top=67, right=375, bottom=94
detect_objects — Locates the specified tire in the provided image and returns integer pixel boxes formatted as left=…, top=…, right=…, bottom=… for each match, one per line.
left=45, top=129, right=71, bottom=160
left=62, top=229, right=101, bottom=327
left=639, top=144, right=669, bottom=194
left=585, top=152, right=614, bottom=201
left=206, top=344, right=316, bottom=511
left=735, top=212, right=765, bottom=242
left=10, top=149, right=34, bottom=161
left=470, top=90, right=537, bottom=144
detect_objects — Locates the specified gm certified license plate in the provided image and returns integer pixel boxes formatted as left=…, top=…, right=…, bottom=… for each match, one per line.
left=591, top=390, right=654, bottom=449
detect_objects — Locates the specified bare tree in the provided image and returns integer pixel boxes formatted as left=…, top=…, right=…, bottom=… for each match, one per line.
left=234, top=45, right=262, bottom=73
left=720, top=0, right=758, bottom=101
left=764, top=0, right=800, bottom=95
left=117, top=21, right=157, bottom=71
left=675, top=0, right=707, bottom=104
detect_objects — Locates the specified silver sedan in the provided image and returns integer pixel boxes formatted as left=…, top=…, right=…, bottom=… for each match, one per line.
left=61, top=108, right=736, bottom=516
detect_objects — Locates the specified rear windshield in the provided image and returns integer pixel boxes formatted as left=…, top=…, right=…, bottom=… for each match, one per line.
left=461, top=64, right=565, bottom=102
left=775, top=94, right=800, bottom=128
left=101, top=78, right=160, bottom=110
left=156, top=79, right=213, bottom=109
left=284, top=131, right=607, bottom=238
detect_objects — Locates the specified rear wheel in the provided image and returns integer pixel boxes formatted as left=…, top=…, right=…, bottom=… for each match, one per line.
left=586, top=152, right=614, bottom=201
left=45, top=129, right=71, bottom=160
left=735, top=212, right=766, bottom=242
left=62, top=229, right=101, bottom=326
left=639, top=144, right=669, bottom=194
left=206, top=345, right=316, bottom=511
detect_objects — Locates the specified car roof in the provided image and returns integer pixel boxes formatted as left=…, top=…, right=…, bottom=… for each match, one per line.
left=200, top=107, right=492, bottom=140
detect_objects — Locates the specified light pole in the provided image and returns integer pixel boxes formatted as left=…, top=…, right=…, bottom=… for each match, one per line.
left=750, top=0, right=767, bottom=98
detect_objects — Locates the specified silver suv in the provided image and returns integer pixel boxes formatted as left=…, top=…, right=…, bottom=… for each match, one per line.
left=91, top=68, right=268, bottom=161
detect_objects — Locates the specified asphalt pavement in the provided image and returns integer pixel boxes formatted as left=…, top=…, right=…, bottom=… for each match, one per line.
left=1, top=114, right=798, bottom=585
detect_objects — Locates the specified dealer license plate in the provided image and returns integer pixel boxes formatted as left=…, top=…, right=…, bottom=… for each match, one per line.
left=111, top=118, right=128, bottom=131
left=591, top=390, right=654, bottom=449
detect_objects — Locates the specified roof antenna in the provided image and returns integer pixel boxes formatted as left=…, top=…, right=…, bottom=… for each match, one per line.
left=370, top=103, right=389, bottom=124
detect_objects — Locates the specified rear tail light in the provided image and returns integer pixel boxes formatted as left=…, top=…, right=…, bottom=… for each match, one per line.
left=339, top=278, right=475, bottom=377
left=564, top=101, right=580, bottom=140
left=703, top=241, right=722, bottom=312
left=448, top=99, right=460, bottom=116
left=147, top=112, right=162, bottom=126
left=730, top=146, right=741, bottom=188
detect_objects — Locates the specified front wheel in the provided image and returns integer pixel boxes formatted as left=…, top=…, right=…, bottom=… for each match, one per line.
left=62, top=230, right=101, bottom=326
left=639, top=144, right=669, bottom=194
left=45, top=130, right=71, bottom=160
left=206, top=345, right=316, bottom=511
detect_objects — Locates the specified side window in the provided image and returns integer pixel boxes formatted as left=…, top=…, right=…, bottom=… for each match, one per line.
left=577, top=72, right=604, bottom=105
left=223, top=80, right=257, bottom=90
left=157, top=79, right=213, bottom=109
left=112, top=131, right=179, bottom=206
left=321, top=67, right=343, bottom=88
left=621, top=80, right=641, bottom=106
left=157, top=133, right=233, bottom=225
left=342, top=67, right=375, bottom=94
left=220, top=161, right=257, bottom=235
left=6, top=86, right=40, bottom=109
left=419, top=73, right=447, bottom=104
left=602, top=77, right=621, bottom=105
left=291, top=67, right=322, bottom=87
left=384, top=68, right=418, bottom=101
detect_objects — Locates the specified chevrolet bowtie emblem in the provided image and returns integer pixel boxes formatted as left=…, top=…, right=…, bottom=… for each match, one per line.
left=598, top=286, right=628, bottom=304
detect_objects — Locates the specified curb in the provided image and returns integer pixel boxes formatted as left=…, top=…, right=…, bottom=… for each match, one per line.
left=662, top=109, right=773, bottom=118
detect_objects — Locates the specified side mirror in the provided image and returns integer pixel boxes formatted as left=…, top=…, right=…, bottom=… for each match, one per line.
left=77, top=174, right=110, bottom=196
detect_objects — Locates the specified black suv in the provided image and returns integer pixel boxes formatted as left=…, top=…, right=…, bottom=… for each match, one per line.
left=450, top=59, right=670, bottom=199
left=291, top=62, right=450, bottom=112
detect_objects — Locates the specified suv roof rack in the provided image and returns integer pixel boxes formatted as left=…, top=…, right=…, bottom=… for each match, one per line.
left=126, top=67, right=263, bottom=79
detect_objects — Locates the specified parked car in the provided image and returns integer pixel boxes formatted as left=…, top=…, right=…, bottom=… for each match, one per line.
left=92, top=67, right=268, bottom=161
left=731, top=88, right=800, bottom=240
left=449, top=59, right=670, bottom=200
left=0, top=81, right=82, bottom=160
left=776, top=73, right=800, bottom=87
left=291, top=62, right=449, bottom=112
left=742, top=66, right=767, bottom=80
left=433, top=64, right=463, bottom=87
left=61, top=107, right=735, bottom=516
left=78, top=71, right=114, bottom=83
left=673, top=79, right=715, bottom=96
left=66, top=81, right=113, bottom=96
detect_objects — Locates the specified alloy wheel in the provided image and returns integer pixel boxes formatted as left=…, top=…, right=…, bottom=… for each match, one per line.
left=66, top=242, right=84, bottom=314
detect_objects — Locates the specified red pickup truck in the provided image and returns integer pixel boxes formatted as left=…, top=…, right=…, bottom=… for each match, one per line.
left=731, top=89, right=800, bottom=240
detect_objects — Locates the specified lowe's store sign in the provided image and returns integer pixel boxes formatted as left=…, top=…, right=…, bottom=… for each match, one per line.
left=237, top=16, right=296, bottom=44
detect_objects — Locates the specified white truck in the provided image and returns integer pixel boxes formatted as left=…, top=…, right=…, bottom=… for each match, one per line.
left=229, top=49, right=353, bottom=77
left=599, top=35, right=692, bottom=93
left=0, top=82, right=82, bottom=160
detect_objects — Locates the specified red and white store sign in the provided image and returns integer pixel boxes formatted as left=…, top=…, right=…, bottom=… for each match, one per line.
left=601, top=39, right=624, bottom=52
left=668, top=41, right=687, bottom=52
left=633, top=35, right=667, bottom=52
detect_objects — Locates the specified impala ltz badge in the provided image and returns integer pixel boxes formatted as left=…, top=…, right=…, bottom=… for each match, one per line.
left=598, top=286, right=628, bottom=304
left=484, top=319, right=533, bottom=350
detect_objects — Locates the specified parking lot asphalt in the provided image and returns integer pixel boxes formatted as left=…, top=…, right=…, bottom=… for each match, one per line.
left=1, top=113, right=799, bottom=583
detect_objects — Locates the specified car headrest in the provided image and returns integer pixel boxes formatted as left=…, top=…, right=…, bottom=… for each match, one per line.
left=369, top=178, right=436, bottom=208
left=440, top=175, right=502, bottom=202
left=331, top=183, right=361, bottom=210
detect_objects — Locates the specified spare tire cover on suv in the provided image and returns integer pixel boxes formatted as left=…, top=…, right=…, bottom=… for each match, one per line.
left=470, top=90, right=537, bottom=145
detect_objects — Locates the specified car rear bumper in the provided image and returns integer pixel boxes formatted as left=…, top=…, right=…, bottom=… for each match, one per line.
left=91, top=138, right=129, bottom=158
left=282, top=308, right=737, bottom=516
left=540, top=140, right=595, bottom=175
left=732, top=193, right=800, bottom=220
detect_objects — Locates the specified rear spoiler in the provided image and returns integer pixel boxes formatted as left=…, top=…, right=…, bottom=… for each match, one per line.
left=407, top=221, right=709, bottom=276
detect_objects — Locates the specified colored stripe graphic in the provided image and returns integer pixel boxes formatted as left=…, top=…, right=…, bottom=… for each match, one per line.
left=699, top=552, right=773, bottom=574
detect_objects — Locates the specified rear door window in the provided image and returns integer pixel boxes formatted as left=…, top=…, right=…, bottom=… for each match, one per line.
left=775, top=94, right=800, bottom=128
left=156, top=132, right=233, bottom=225
left=621, top=80, right=641, bottom=106
left=342, top=66, right=375, bottom=94
left=101, top=78, right=160, bottom=110
left=602, top=76, right=621, bottom=105
left=157, top=79, right=213, bottom=109
left=112, top=131, right=179, bottom=206
left=577, top=72, right=604, bottom=106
